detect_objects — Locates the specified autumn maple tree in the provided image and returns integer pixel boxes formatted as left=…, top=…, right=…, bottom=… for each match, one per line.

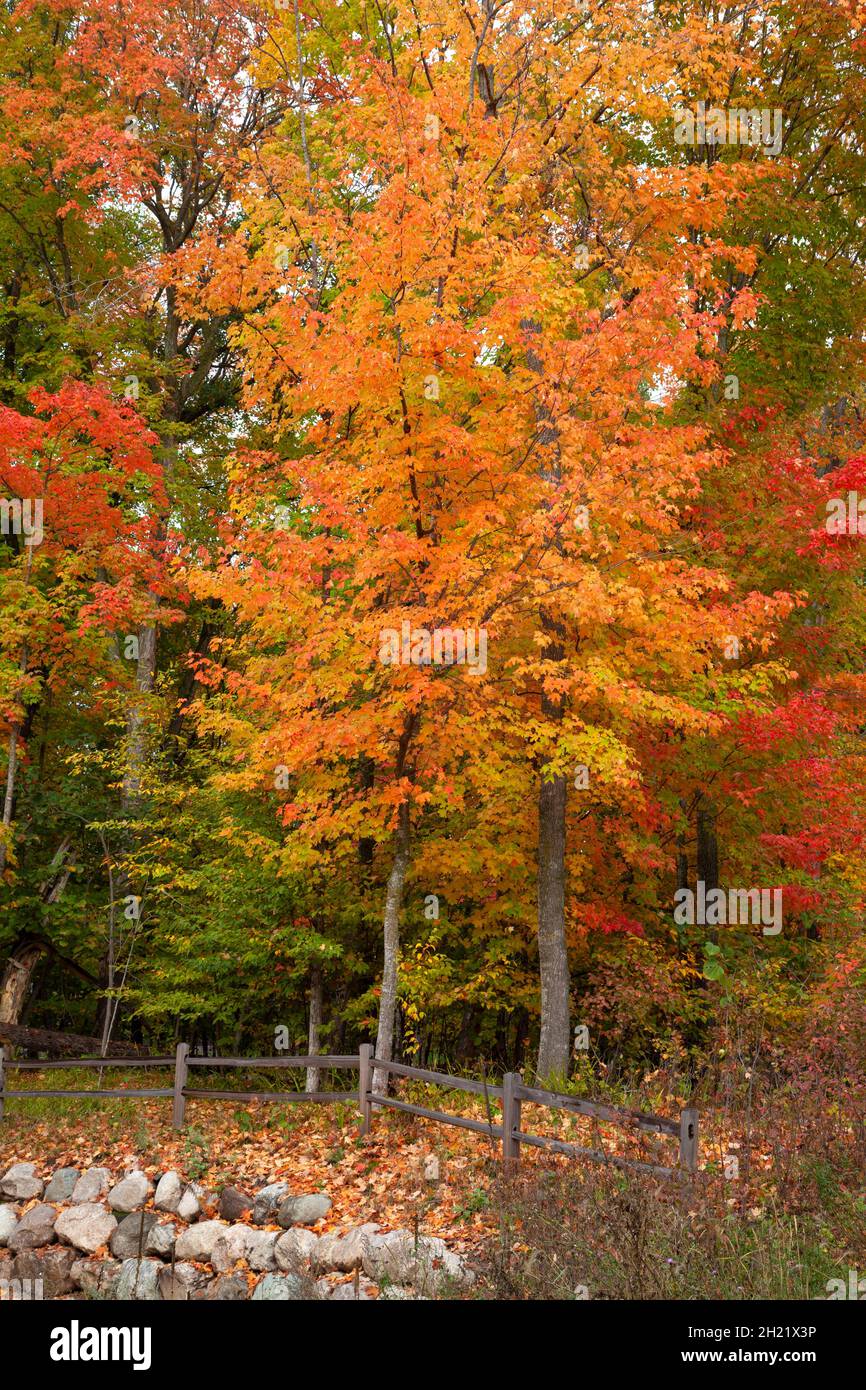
left=163, top=0, right=794, bottom=1082
left=1, top=0, right=865, bottom=1107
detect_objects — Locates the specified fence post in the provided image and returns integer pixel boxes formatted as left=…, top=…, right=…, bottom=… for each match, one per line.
left=0, top=1045, right=5, bottom=1122
left=358, top=1043, right=372, bottom=1136
left=502, top=1072, right=521, bottom=1166
left=679, top=1105, right=698, bottom=1173
left=172, top=1042, right=189, bottom=1130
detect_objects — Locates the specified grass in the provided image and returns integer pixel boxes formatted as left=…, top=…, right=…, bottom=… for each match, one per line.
left=472, top=1164, right=851, bottom=1300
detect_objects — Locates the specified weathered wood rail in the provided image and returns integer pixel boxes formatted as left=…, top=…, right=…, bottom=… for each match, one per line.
left=0, top=1042, right=698, bottom=1177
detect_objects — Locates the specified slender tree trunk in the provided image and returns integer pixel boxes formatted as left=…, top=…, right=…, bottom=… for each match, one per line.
left=0, top=722, right=19, bottom=875
left=696, top=795, right=719, bottom=891
left=513, top=1006, right=529, bottom=1070
left=123, top=622, right=157, bottom=808
left=373, top=801, right=410, bottom=1095
left=455, top=1002, right=475, bottom=1064
left=521, top=315, right=572, bottom=1082
left=0, top=551, right=32, bottom=875
left=537, top=754, right=570, bottom=1080
left=677, top=796, right=690, bottom=892
left=305, top=964, right=323, bottom=1093
left=99, top=921, right=115, bottom=1058
left=99, top=602, right=157, bottom=1041
left=697, top=794, right=719, bottom=947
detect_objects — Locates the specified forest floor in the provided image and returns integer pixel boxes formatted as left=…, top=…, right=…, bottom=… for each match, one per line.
left=0, top=1068, right=701, bottom=1254
left=6, top=1073, right=866, bottom=1301
left=0, top=1070, right=765, bottom=1219
left=0, top=1075, right=504, bottom=1256
left=3, top=1071, right=861, bottom=1299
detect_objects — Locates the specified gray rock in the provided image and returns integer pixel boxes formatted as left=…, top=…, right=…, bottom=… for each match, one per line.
left=55, top=1203, right=117, bottom=1254
left=325, top=1278, right=374, bottom=1301
left=71, top=1167, right=112, bottom=1204
left=246, top=1229, right=278, bottom=1271
left=158, top=1261, right=210, bottom=1300
left=108, top=1171, right=152, bottom=1214
left=153, top=1170, right=183, bottom=1213
left=0, top=1162, right=43, bottom=1201
left=361, top=1230, right=414, bottom=1284
left=219, top=1186, right=252, bottom=1222
left=277, top=1193, right=332, bottom=1228
left=110, top=1211, right=158, bottom=1261
left=115, top=1256, right=163, bottom=1300
left=251, top=1272, right=308, bottom=1300
left=144, top=1221, right=176, bottom=1259
left=194, top=1273, right=249, bottom=1301
left=71, top=1256, right=122, bottom=1299
left=8, top=1203, right=57, bottom=1252
left=176, top=1184, right=203, bottom=1222
left=0, top=1204, right=21, bottom=1247
left=274, top=1227, right=318, bottom=1273
left=314, top=1223, right=378, bottom=1274
left=361, top=1230, right=472, bottom=1293
left=44, top=1167, right=80, bottom=1202
left=13, top=1246, right=77, bottom=1297
left=252, top=1182, right=289, bottom=1225
left=210, top=1224, right=251, bottom=1273
left=174, top=1219, right=227, bottom=1262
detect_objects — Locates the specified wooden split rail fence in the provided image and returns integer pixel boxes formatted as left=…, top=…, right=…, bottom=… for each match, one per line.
left=0, top=1042, right=698, bottom=1178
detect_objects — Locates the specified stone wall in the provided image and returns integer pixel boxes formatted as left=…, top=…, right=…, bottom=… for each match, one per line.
left=0, top=1161, right=472, bottom=1301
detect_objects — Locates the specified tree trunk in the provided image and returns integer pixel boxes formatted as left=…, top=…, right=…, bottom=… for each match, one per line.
left=0, top=941, right=45, bottom=1025
left=123, top=621, right=157, bottom=809
left=696, top=795, right=719, bottom=892
left=537, top=759, right=570, bottom=1080
left=522, top=315, right=571, bottom=1083
left=677, top=796, right=690, bottom=892
left=455, top=1002, right=475, bottom=1064
left=0, top=722, right=20, bottom=875
left=0, top=843, right=77, bottom=1026
left=0, top=1021, right=149, bottom=1058
left=96, top=620, right=157, bottom=1043
left=305, top=964, right=323, bottom=1093
left=373, top=801, right=410, bottom=1095
left=0, top=582, right=31, bottom=875
left=513, top=1006, right=529, bottom=1070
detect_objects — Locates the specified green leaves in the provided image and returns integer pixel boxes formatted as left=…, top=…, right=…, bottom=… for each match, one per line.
left=702, top=941, right=725, bottom=982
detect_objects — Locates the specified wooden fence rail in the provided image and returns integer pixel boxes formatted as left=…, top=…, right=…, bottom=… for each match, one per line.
left=0, top=1042, right=699, bottom=1176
